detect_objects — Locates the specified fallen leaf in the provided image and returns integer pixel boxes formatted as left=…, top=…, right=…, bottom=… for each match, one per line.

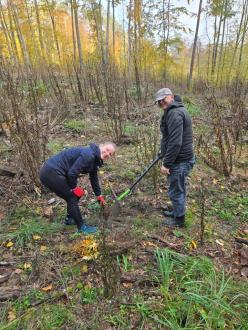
left=241, top=267, right=248, bottom=278
left=212, top=179, right=218, bottom=185
left=34, top=186, right=42, bottom=196
left=99, top=170, right=105, bottom=175
left=84, top=283, right=92, bottom=289
left=23, top=263, right=32, bottom=270
left=216, top=239, right=225, bottom=246
left=122, top=282, right=133, bottom=288
left=33, top=235, right=41, bottom=240
left=40, top=245, right=47, bottom=252
left=82, top=265, right=88, bottom=273
left=48, top=198, right=56, bottom=205
left=6, top=241, right=14, bottom=248
left=8, top=310, right=16, bottom=321
left=146, top=241, right=158, bottom=248
left=43, top=206, right=54, bottom=219
left=42, top=284, right=53, bottom=292
left=73, top=236, right=99, bottom=260
left=189, top=240, right=197, bottom=250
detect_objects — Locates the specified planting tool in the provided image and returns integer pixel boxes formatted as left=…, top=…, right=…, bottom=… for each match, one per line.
left=110, top=154, right=163, bottom=216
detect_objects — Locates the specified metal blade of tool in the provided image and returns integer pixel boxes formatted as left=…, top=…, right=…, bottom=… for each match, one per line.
left=109, top=154, right=162, bottom=217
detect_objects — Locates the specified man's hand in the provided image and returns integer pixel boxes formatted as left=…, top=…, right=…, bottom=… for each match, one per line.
left=97, top=195, right=106, bottom=206
left=161, top=166, right=170, bottom=175
left=72, top=187, right=85, bottom=198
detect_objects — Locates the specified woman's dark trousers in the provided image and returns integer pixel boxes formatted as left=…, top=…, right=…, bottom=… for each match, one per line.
left=39, top=164, right=84, bottom=229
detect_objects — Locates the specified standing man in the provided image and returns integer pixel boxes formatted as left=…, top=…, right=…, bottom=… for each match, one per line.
left=155, top=88, right=195, bottom=228
left=39, top=142, right=117, bottom=234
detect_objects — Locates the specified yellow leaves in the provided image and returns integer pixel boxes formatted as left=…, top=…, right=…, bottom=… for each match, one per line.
left=145, top=241, right=158, bottom=248
left=122, top=282, right=133, bottom=288
left=23, top=263, right=32, bottom=270
left=212, top=179, right=225, bottom=190
left=7, top=310, right=16, bottom=322
left=41, top=284, right=53, bottom=292
left=73, top=236, right=99, bottom=260
left=6, top=241, right=14, bottom=248
left=40, top=245, right=47, bottom=252
left=82, top=264, right=88, bottom=273
left=189, top=240, right=197, bottom=250
left=33, top=235, right=41, bottom=240
left=84, top=283, right=92, bottom=289
left=99, top=170, right=105, bottom=175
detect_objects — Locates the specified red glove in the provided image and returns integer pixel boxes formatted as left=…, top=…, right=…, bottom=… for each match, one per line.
left=97, top=195, right=106, bottom=206
left=72, top=187, right=85, bottom=198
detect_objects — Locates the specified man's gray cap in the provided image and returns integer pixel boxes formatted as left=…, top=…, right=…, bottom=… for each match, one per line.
left=155, top=88, right=173, bottom=103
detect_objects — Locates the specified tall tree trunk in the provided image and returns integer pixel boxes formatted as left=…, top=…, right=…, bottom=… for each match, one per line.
left=99, top=0, right=106, bottom=65
left=216, top=0, right=228, bottom=84
left=73, top=0, right=83, bottom=70
left=211, top=16, right=217, bottom=76
left=0, top=3, right=14, bottom=61
left=24, top=0, right=38, bottom=61
left=228, top=0, right=247, bottom=80
left=162, top=0, right=166, bottom=81
left=238, top=1, right=248, bottom=66
left=127, top=0, right=132, bottom=70
left=45, top=0, right=61, bottom=64
left=34, top=0, right=45, bottom=59
left=112, top=0, right=115, bottom=57
left=188, top=0, right=203, bottom=88
left=8, top=0, right=30, bottom=66
left=4, top=0, right=21, bottom=63
left=212, top=9, right=224, bottom=77
left=133, top=0, right=142, bottom=101
left=164, top=0, right=171, bottom=83
left=106, top=0, right=110, bottom=63
left=70, top=0, right=76, bottom=63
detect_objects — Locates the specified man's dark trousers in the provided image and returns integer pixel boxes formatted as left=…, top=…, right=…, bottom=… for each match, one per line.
left=167, top=158, right=195, bottom=217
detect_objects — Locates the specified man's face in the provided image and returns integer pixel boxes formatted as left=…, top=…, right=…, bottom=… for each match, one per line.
left=100, top=144, right=116, bottom=160
left=158, top=95, right=174, bottom=110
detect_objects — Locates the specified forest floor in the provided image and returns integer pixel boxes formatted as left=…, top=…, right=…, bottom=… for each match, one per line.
left=0, top=100, right=248, bottom=329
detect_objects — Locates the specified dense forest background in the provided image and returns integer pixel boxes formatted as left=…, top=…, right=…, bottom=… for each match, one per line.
left=1, top=0, right=248, bottom=85
left=0, top=0, right=248, bottom=183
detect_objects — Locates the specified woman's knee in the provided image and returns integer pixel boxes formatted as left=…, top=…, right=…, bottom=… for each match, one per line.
left=67, top=195, right=79, bottom=205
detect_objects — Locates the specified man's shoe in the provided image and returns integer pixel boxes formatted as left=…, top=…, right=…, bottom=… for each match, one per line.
left=163, top=210, right=174, bottom=217
left=162, top=205, right=173, bottom=217
left=64, top=215, right=75, bottom=226
left=163, top=215, right=185, bottom=228
left=77, top=224, right=98, bottom=235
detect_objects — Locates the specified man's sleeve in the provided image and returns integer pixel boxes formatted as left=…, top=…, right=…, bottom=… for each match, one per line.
left=160, top=136, right=168, bottom=156
left=67, top=155, right=91, bottom=188
left=163, top=111, right=183, bottom=167
left=160, top=120, right=167, bottom=156
left=89, top=169, right=101, bottom=196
